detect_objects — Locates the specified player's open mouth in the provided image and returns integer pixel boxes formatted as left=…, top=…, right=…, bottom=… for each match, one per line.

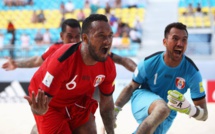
left=102, top=48, right=109, bottom=54
left=174, top=50, right=182, bottom=55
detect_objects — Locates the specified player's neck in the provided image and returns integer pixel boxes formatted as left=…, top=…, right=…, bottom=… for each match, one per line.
left=163, top=53, right=182, bottom=67
left=80, top=44, right=97, bottom=65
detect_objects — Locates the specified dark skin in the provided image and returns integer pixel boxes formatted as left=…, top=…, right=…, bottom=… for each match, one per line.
left=3, top=20, right=137, bottom=134
left=81, top=20, right=115, bottom=134
left=25, top=20, right=115, bottom=134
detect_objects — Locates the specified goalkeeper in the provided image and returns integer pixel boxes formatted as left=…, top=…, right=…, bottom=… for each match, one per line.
left=114, top=22, right=208, bottom=134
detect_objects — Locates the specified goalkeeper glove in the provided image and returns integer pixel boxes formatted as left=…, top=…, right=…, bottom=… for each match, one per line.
left=167, top=90, right=197, bottom=117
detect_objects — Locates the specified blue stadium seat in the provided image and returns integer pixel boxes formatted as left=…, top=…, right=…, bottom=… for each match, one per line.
left=0, top=49, right=10, bottom=57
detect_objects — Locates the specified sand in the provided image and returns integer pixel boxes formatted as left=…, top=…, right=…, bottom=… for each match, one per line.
left=0, top=102, right=214, bottom=134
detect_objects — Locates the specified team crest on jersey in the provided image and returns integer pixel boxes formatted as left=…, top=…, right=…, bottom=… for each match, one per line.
left=93, top=75, right=105, bottom=87
left=175, top=77, right=185, bottom=89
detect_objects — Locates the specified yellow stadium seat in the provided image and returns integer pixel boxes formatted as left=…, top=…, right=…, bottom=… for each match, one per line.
left=178, top=8, right=186, bottom=15
left=186, top=21, right=195, bottom=28
left=178, top=16, right=186, bottom=24
left=195, top=16, right=202, bottom=27
left=204, top=20, right=211, bottom=27
left=202, top=7, right=209, bottom=14
left=97, top=8, right=105, bottom=14
left=114, top=8, right=122, bottom=14
left=83, top=8, right=91, bottom=16
left=137, top=8, right=144, bottom=14
left=73, top=9, right=80, bottom=17
left=211, top=7, right=215, bottom=14
left=129, top=7, right=137, bottom=14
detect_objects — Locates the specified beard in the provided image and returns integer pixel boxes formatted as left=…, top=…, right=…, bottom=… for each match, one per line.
left=88, top=41, right=107, bottom=62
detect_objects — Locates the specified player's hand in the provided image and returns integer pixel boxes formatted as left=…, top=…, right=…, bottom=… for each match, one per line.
left=1, top=57, right=17, bottom=71
left=114, top=105, right=122, bottom=128
left=167, top=90, right=196, bottom=117
left=24, top=89, right=49, bottom=115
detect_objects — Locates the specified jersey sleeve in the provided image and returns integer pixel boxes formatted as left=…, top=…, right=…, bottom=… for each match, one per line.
left=42, top=44, right=58, bottom=60
left=189, top=71, right=206, bottom=99
left=41, top=46, right=55, bottom=60
left=39, top=53, right=67, bottom=96
left=133, top=59, right=146, bottom=84
left=99, top=59, right=116, bottom=96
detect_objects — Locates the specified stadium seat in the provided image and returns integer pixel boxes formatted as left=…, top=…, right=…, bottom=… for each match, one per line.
left=0, top=1, right=144, bottom=58
left=202, top=7, right=209, bottom=14
left=195, top=16, right=203, bottom=27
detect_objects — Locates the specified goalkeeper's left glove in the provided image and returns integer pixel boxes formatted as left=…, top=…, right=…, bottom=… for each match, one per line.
left=167, top=90, right=197, bottom=117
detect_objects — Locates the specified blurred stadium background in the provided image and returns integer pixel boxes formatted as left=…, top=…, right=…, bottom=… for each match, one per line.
left=0, top=0, right=215, bottom=133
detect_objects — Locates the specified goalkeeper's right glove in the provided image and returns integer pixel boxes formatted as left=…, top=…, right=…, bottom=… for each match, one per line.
left=167, top=90, right=197, bottom=117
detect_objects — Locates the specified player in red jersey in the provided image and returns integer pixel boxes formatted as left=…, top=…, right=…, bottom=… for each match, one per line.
left=2, top=18, right=137, bottom=134
left=24, top=14, right=117, bottom=134
left=2, top=18, right=81, bottom=70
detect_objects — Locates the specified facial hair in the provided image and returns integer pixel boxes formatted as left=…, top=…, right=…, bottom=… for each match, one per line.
left=88, top=40, right=107, bottom=62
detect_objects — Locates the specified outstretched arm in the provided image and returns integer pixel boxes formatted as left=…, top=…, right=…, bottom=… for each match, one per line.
left=110, top=53, right=137, bottom=72
left=115, top=80, right=140, bottom=108
left=2, top=56, right=43, bottom=71
left=99, top=93, right=115, bottom=134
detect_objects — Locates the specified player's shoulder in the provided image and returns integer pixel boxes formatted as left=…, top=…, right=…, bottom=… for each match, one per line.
left=50, top=43, right=63, bottom=49
left=184, top=55, right=199, bottom=71
left=144, top=51, right=163, bottom=61
left=58, top=42, right=81, bottom=62
left=104, top=55, right=116, bottom=69
left=53, top=41, right=63, bottom=45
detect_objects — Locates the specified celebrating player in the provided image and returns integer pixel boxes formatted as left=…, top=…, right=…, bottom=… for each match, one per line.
left=24, top=14, right=118, bottom=134
left=2, top=17, right=137, bottom=134
left=114, top=22, right=208, bottom=134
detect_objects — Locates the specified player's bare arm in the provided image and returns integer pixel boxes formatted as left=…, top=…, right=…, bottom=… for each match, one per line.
left=2, top=57, right=17, bottom=71
left=193, top=98, right=208, bottom=121
left=24, top=89, right=51, bottom=115
left=2, top=56, right=43, bottom=71
left=115, top=80, right=140, bottom=108
left=110, top=53, right=137, bottom=72
left=99, top=93, right=115, bottom=134
left=15, top=56, right=44, bottom=68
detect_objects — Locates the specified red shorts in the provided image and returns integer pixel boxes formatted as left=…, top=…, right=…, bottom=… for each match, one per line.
left=34, top=96, right=98, bottom=134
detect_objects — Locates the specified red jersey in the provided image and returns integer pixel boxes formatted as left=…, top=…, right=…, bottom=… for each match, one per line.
left=41, top=42, right=63, bottom=60
left=29, top=43, right=116, bottom=107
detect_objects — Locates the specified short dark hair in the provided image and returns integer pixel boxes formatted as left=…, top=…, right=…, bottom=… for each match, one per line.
left=61, top=19, right=81, bottom=32
left=164, top=22, right=188, bottom=38
left=81, top=14, right=108, bottom=34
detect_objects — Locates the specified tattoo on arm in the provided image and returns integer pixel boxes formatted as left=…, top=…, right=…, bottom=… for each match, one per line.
left=16, top=56, right=42, bottom=68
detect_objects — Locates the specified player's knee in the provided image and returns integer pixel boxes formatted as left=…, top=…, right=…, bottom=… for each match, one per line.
left=151, top=100, right=170, bottom=118
left=158, top=104, right=170, bottom=118
left=158, top=102, right=171, bottom=117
